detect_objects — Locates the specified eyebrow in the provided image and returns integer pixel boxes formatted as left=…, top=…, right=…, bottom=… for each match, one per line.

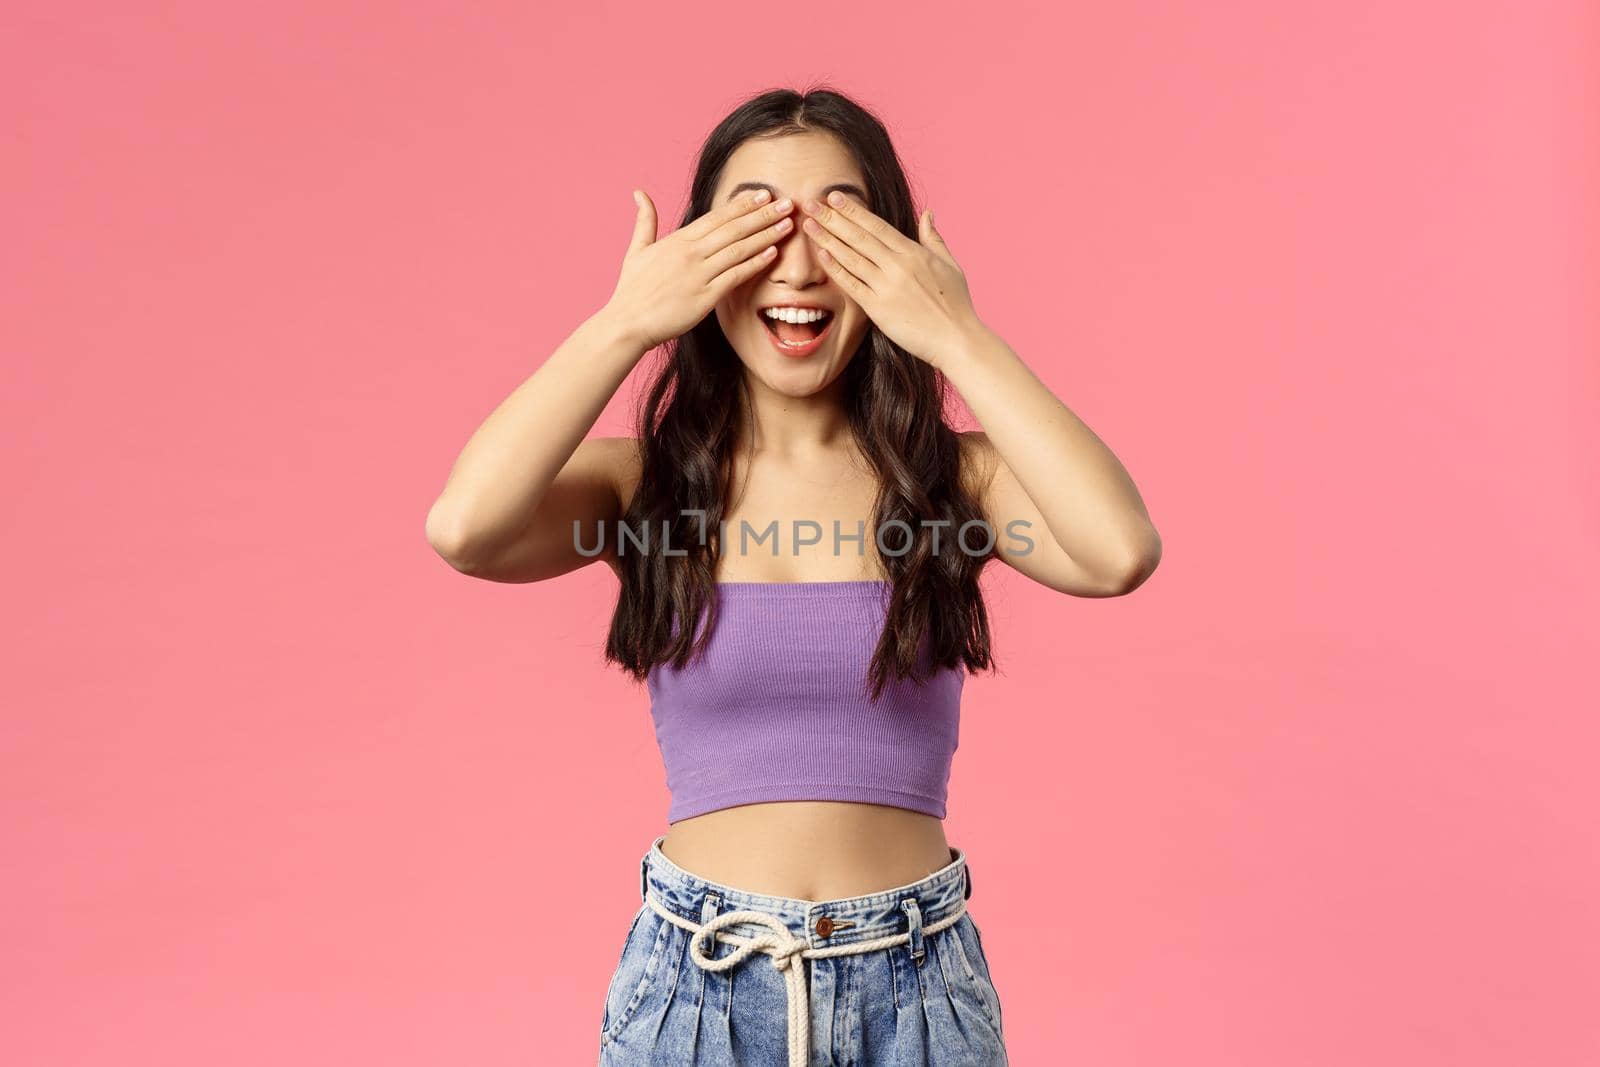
left=725, top=180, right=869, bottom=204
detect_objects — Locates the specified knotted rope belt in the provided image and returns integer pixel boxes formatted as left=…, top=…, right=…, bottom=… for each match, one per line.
left=643, top=891, right=967, bottom=1067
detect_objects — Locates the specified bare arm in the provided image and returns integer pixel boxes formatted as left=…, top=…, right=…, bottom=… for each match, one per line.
left=424, top=185, right=798, bottom=583
left=791, top=192, right=1160, bottom=598
left=424, top=309, right=643, bottom=583
left=949, top=325, right=1162, bottom=597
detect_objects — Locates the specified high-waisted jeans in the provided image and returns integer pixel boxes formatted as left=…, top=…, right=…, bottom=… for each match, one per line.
left=598, top=835, right=1008, bottom=1065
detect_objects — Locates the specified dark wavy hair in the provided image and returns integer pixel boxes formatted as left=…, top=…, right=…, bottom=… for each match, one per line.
left=604, top=85, right=995, bottom=699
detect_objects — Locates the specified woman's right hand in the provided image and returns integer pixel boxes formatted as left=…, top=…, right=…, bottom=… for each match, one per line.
left=601, top=188, right=796, bottom=351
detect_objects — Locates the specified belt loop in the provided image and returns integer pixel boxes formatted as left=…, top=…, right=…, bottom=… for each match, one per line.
left=700, top=890, right=721, bottom=946
left=639, top=853, right=650, bottom=902
left=901, top=897, right=926, bottom=966
left=964, top=863, right=973, bottom=901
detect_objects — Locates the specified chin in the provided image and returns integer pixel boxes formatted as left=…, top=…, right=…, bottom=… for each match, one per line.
left=757, top=364, right=843, bottom=398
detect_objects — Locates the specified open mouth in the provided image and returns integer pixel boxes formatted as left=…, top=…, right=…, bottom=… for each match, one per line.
left=757, top=306, right=835, bottom=355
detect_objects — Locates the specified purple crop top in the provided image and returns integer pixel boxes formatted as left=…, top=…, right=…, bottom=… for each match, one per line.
left=646, top=579, right=964, bottom=823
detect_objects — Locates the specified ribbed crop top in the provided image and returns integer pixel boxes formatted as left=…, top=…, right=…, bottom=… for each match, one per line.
left=646, top=579, right=964, bottom=824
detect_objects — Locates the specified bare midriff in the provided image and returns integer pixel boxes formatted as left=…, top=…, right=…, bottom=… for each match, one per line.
left=658, top=799, right=957, bottom=902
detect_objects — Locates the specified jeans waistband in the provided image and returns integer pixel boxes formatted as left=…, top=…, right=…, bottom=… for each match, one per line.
left=636, top=834, right=975, bottom=1067
left=638, top=834, right=972, bottom=949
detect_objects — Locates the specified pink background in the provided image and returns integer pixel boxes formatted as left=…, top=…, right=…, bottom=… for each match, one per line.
left=6, top=2, right=1597, bottom=1063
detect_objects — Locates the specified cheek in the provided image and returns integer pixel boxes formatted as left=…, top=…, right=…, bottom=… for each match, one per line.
left=713, top=303, right=745, bottom=337
left=838, top=311, right=870, bottom=350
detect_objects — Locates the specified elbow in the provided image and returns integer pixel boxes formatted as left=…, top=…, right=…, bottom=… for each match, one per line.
left=425, top=500, right=483, bottom=575
left=1107, top=529, right=1162, bottom=596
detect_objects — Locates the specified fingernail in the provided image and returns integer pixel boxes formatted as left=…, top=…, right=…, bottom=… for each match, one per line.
left=827, top=191, right=846, bottom=207
left=752, top=189, right=771, bottom=203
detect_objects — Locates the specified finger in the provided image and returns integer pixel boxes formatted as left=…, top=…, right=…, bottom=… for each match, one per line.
left=697, top=194, right=794, bottom=259
left=705, top=213, right=795, bottom=277
left=814, top=244, right=871, bottom=303
left=919, top=209, right=956, bottom=265
left=802, top=214, right=881, bottom=283
left=628, top=189, right=658, bottom=254
left=806, top=198, right=896, bottom=271
left=812, top=191, right=915, bottom=260
left=681, top=188, right=773, bottom=243
left=708, top=242, right=781, bottom=298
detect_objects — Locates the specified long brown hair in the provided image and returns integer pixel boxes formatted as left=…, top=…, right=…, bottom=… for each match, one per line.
left=605, top=85, right=995, bottom=699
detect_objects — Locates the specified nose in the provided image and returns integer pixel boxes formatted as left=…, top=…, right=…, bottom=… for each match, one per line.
left=765, top=223, right=828, bottom=288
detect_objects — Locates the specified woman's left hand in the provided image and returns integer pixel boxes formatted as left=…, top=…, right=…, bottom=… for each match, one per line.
left=801, top=193, right=986, bottom=369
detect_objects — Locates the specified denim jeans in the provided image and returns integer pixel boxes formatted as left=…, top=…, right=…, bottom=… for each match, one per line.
left=599, top=835, right=1007, bottom=1065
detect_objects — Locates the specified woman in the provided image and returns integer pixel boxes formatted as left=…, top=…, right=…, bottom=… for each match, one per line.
left=426, top=86, right=1160, bottom=1065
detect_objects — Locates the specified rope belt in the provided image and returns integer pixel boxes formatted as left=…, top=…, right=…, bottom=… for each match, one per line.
left=643, top=890, right=967, bottom=1067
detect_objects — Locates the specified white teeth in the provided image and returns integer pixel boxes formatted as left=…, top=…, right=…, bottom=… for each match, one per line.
left=762, top=306, right=831, bottom=324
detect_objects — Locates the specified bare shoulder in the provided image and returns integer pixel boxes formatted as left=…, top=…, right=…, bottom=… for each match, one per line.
left=584, top=434, right=644, bottom=512
left=956, top=429, right=1000, bottom=503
